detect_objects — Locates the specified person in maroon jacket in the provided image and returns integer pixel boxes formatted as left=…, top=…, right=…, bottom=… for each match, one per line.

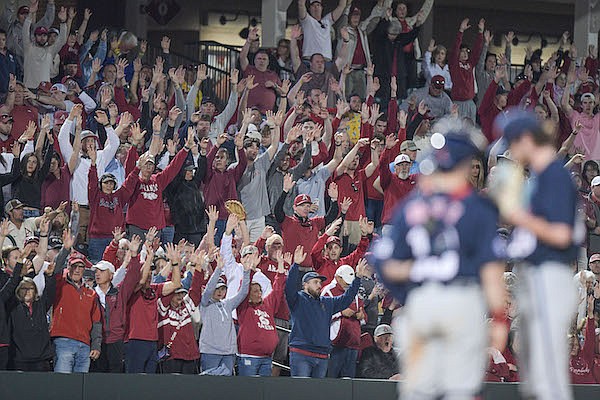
left=254, top=228, right=293, bottom=376
left=448, top=17, right=484, bottom=122
left=90, top=235, right=143, bottom=373
left=125, top=242, right=182, bottom=374
left=87, top=148, right=139, bottom=264
left=322, top=263, right=366, bottom=378
left=274, top=175, right=341, bottom=269
left=311, top=216, right=372, bottom=284
left=236, top=252, right=287, bottom=376
left=379, top=136, right=418, bottom=234
left=203, top=132, right=246, bottom=245
left=570, top=295, right=598, bottom=384
left=125, top=128, right=194, bottom=240
left=157, top=247, right=209, bottom=374
left=478, top=67, right=509, bottom=142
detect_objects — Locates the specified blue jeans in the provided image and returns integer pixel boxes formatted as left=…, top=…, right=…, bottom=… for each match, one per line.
left=289, top=351, right=328, bottom=378
left=53, top=337, right=91, bottom=373
left=160, top=225, right=175, bottom=245
left=327, top=347, right=358, bottom=378
left=366, top=199, right=383, bottom=233
left=87, top=237, right=112, bottom=264
left=214, top=219, right=226, bottom=246
left=125, top=339, right=157, bottom=374
left=237, top=356, right=272, bottom=377
left=200, top=353, right=235, bottom=375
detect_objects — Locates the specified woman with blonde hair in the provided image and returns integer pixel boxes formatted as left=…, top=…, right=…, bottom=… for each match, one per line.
left=469, top=156, right=485, bottom=191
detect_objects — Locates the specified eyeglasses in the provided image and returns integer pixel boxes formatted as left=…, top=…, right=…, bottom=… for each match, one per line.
left=433, top=80, right=444, bottom=86
left=0, top=115, right=14, bottom=123
left=351, top=182, right=359, bottom=192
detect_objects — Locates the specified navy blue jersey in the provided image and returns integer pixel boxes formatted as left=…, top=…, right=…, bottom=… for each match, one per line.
left=515, top=160, right=581, bottom=265
left=372, top=188, right=504, bottom=301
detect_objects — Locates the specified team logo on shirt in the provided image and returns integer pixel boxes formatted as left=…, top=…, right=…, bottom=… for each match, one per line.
left=140, top=183, right=159, bottom=200
left=255, top=309, right=274, bottom=331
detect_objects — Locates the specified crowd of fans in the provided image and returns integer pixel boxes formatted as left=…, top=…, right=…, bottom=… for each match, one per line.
left=0, top=0, right=598, bottom=381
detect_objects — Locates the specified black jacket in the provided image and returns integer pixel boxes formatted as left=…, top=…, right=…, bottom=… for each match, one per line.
left=165, top=154, right=208, bottom=234
left=0, top=264, right=22, bottom=346
left=8, top=272, right=56, bottom=362
left=371, top=21, right=421, bottom=80
left=356, top=345, right=399, bottom=379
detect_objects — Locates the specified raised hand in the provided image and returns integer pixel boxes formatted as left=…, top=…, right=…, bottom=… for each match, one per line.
left=129, top=235, right=142, bottom=255
left=293, top=245, right=306, bottom=265
left=152, top=115, right=163, bottom=133
left=325, top=218, right=343, bottom=236
left=261, top=225, right=275, bottom=240
left=459, top=18, right=470, bottom=33
left=283, top=173, right=295, bottom=192
left=340, top=197, right=353, bottom=214
left=112, top=226, right=126, bottom=242
left=428, top=39, right=436, bottom=53
left=196, top=64, right=207, bottom=83
left=385, top=133, right=398, bottom=149
left=161, top=36, right=171, bottom=53
left=359, top=215, right=374, bottom=235
left=94, top=110, right=109, bottom=126
left=478, top=18, right=485, bottom=33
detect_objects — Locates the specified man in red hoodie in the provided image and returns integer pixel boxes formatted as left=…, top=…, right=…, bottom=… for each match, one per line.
left=449, top=17, right=484, bottom=122
left=570, top=295, right=598, bottom=384
left=51, top=245, right=102, bottom=373
left=236, top=253, right=287, bottom=376
left=125, top=129, right=194, bottom=239
left=379, top=138, right=418, bottom=234
left=311, top=216, right=372, bottom=284
left=322, top=264, right=366, bottom=378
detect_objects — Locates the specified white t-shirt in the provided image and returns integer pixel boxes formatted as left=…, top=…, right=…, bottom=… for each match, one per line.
left=300, top=13, right=334, bottom=60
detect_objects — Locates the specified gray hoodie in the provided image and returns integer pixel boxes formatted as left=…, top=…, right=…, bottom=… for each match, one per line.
left=199, top=267, right=250, bottom=355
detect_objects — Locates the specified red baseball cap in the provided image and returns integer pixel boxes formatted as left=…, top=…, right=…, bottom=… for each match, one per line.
left=38, top=81, right=52, bottom=93
left=326, top=236, right=341, bottom=247
left=68, top=252, right=92, bottom=269
left=54, top=111, right=69, bottom=125
left=294, top=194, right=312, bottom=207
left=34, top=26, right=48, bottom=35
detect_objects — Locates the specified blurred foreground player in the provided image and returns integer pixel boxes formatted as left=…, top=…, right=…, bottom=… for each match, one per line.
left=501, top=111, right=581, bottom=400
left=372, top=119, right=508, bottom=400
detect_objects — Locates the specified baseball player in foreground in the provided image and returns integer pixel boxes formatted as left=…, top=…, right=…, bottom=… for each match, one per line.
left=372, top=119, right=508, bottom=400
left=500, top=111, right=581, bottom=400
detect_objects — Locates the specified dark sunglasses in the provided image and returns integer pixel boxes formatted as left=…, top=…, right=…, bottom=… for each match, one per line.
left=0, top=115, right=14, bottom=123
left=433, top=79, right=444, bottom=86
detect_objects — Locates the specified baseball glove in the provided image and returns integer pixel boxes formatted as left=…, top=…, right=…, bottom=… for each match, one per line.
left=225, top=200, right=247, bottom=220
left=487, top=162, right=525, bottom=219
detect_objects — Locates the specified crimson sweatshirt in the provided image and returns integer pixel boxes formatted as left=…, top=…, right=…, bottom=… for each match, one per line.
left=203, top=144, right=247, bottom=219
left=322, top=278, right=364, bottom=350
left=570, top=317, right=597, bottom=384
left=125, top=147, right=189, bottom=229
left=379, top=148, right=418, bottom=224
left=88, top=165, right=138, bottom=238
left=449, top=31, right=483, bottom=101
left=311, top=234, right=369, bottom=285
left=236, top=272, right=285, bottom=357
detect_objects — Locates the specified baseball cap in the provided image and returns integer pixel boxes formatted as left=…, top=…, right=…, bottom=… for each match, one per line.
left=308, top=0, right=322, bottom=4
left=302, top=271, right=327, bottom=284
left=216, top=278, right=228, bottom=289
left=335, top=264, right=355, bottom=284
left=183, top=161, right=195, bottom=171
left=153, top=247, right=168, bottom=262
left=496, top=86, right=509, bottom=96
left=48, top=27, right=60, bottom=35
left=241, top=245, right=259, bottom=257
left=500, top=110, right=544, bottom=144
left=54, top=111, right=69, bottom=125
left=592, top=176, right=600, bottom=188
left=394, top=154, right=411, bottom=165
left=38, top=81, right=52, bottom=92
left=431, top=75, right=445, bottom=89
left=24, top=236, right=39, bottom=246
left=589, top=254, right=600, bottom=263
left=68, top=252, right=92, bottom=268
left=80, top=130, right=99, bottom=142
left=581, top=93, right=596, bottom=103
left=5, top=199, right=23, bottom=214
left=266, top=234, right=283, bottom=248
left=18, top=5, right=29, bottom=14
left=51, top=83, right=67, bottom=93
left=387, top=21, right=401, bottom=35
left=326, top=236, right=342, bottom=247
left=93, top=260, right=115, bottom=274
left=246, top=124, right=261, bottom=141
left=294, top=194, right=312, bottom=207
left=174, top=287, right=189, bottom=294
left=100, top=173, right=117, bottom=185
left=48, top=236, right=63, bottom=250
left=350, top=6, right=361, bottom=16
left=374, top=324, right=393, bottom=337
left=201, top=97, right=215, bottom=105
left=400, top=140, right=419, bottom=152
left=34, top=26, right=48, bottom=35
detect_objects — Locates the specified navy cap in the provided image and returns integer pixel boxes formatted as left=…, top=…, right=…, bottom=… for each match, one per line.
left=302, top=271, right=327, bottom=284
left=499, top=109, right=543, bottom=144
